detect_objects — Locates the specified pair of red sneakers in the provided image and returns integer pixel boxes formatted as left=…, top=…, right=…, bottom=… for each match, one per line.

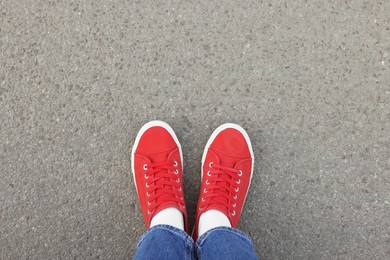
left=131, top=121, right=254, bottom=239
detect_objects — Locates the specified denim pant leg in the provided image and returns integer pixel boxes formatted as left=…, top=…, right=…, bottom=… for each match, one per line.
left=196, top=227, right=258, bottom=260
left=134, top=224, right=194, bottom=260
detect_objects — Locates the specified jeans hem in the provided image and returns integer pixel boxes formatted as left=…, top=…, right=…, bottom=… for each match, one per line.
left=137, top=224, right=194, bottom=248
left=196, top=226, right=253, bottom=249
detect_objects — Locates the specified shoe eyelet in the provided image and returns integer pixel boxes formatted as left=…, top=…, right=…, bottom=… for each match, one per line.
left=199, top=207, right=203, bottom=211
left=145, top=183, right=149, bottom=188
left=173, top=161, right=178, bottom=166
left=233, top=203, right=236, bottom=208
left=206, top=180, right=210, bottom=185
left=209, top=162, right=213, bottom=168
left=176, top=178, right=180, bottom=183
left=201, top=197, right=205, bottom=202
left=233, top=195, right=237, bottom=200
left=174, top=169, right=179, bottom=174
left=235, top=187, right=239, bottom=192
left=146, top=192, right=150, bottom=197
left=231, top=210, right=236, bottom=216
left=204, top=188, right=207, bottom=193
left=143, top=164, right=148, bottom=170
left=236, top=179, right=240, bottom=184
left=148, top=210, right=152, bottom=215
left=178, top=187, right=182, bottom=191
left=207, top=171, right=211, bottom=177
left=238, top=170, right=243, bottom=176
left=147, top=201, right=151, bottom=206
left=144, top=174, right=149, bottom=179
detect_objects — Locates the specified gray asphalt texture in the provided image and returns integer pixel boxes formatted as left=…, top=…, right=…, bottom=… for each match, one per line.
left=1, top=1, right=390, bottom=259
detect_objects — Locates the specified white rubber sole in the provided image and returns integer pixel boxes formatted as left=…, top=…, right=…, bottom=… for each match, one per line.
left=131, top=120, right=183, bottom=194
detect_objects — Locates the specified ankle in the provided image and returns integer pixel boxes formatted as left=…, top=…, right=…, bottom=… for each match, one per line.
left=198, top=209, right=231, bottom=237
left=150, top=207, right=184, bottom=230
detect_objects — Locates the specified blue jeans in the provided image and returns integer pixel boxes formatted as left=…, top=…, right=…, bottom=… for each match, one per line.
left=134, top=224, right=258, bottom=260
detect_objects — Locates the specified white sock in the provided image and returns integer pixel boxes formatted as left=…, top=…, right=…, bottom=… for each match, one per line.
left=198, top=209, right=231, bottom=237
left=150, top=207, right=184, bottom=230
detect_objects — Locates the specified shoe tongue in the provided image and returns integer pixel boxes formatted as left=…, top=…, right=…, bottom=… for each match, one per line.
left=207, top=150, right=237, bottom=214
left=149, top=150, right=173, bottom=200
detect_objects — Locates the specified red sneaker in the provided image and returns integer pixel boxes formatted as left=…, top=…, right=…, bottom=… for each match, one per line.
left=193, top=123, right=254, bottom=240
left=131, top=121, right=187, bottom=231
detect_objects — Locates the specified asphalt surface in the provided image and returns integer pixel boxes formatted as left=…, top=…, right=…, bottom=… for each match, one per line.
left=1, top=1, right=389, bottom=259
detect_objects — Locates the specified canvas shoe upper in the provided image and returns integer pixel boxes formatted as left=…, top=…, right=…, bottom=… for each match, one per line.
left=193, top=123, right=254, bottom=240
left=131, top=121, right=187, bottom=230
